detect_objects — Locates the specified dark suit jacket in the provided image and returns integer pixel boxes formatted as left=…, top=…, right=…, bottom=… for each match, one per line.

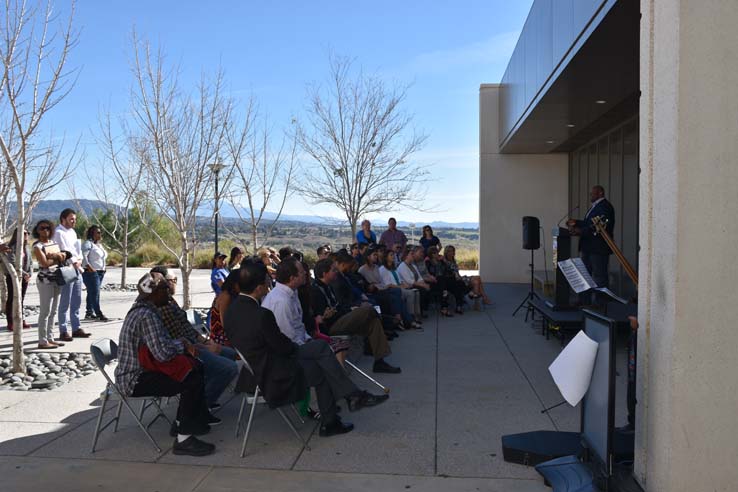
left=310, top=279, right=351, bottom=330
left=575, top=198, right=615, bottom=255
left=223, top=295, right=307, bottom=408
left=329, top=272, right=359, bottom=310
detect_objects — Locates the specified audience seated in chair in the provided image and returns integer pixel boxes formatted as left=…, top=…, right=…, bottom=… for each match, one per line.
left=224, top=260, right=388, bottom=437
left=443, top=245, right=492, bottom=306
left=150, top=266, right=239, bottom=412
left=114, top=272, right=216, bottom=456
left=378, top=251, right=423, bottom=323
left=397, top=249, right=431, bottom=316
left=359, top=247, right=419, bottom=330
left=311, top=258, right=401, bottom=374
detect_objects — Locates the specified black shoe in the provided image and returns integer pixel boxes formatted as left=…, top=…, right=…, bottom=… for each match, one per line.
left=84, top=313, right=96, bottom=320
left=172, top=436, right=215, bottom=456
left=373, top=359, right=401, bottom=374
left=319, top=418, right=354, bottom=437
left=347, top=390, right=389, bottom=412
left=170, top=421, right=211, bottom=437
left=207, top=413, right=222, bottom=426
left=97, top=315, right=110, bottom=322
left=208, top=402, right=222, bottom=412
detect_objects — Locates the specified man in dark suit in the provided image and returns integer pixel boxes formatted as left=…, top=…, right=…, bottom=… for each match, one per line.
left=567, top=184, right=616, bottom=288
left=224, top=260, right=388, bottom=437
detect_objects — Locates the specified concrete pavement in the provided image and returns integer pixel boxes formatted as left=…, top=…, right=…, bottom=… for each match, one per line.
left=0, top=270, right=630, bottom=491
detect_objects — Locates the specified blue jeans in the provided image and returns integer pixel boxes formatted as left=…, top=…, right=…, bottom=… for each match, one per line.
left=58, top=274, right=82, bottom=335
left=196, top=345, right=238, bottom=406
left=82, top=270, right=105, bottom=317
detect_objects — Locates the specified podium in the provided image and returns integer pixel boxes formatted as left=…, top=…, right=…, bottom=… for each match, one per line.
left=551, top=227, right=573, bottom=309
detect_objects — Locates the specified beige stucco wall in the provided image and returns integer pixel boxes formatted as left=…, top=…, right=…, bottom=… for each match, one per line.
left=479, top=85, right=568, bottom=283
left=637, top=1, right=738, bottom=490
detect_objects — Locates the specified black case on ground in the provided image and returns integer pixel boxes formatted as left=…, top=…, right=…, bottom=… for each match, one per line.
left=501, top=430, right=583, bottom=466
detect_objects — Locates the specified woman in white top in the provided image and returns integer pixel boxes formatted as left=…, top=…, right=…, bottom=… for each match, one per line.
left=81, top=226, right=109, bottom=322
left=32, top=220, right=67, bottom=349
left=378, top=252, right=422, bottom=321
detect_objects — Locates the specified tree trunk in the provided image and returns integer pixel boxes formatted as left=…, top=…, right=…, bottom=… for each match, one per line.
left=252, top=227, right=258, bottom=255
left=181, top=251, right=191, bottom=309
left=121, top=225, right=129, bottom=288
left=0, top=247, right=26, bottom=374
left=0, top=265, right=6, bottom=316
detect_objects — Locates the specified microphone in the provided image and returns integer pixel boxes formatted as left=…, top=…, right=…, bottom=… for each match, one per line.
left=557, top=205, right=579, bottom=227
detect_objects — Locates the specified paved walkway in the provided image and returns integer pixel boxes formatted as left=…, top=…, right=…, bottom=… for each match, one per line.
left=0, top=270, right=629, bottom=491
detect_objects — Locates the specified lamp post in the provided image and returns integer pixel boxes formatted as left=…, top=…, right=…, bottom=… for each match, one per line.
left=209, top=162, right=227, bottom=256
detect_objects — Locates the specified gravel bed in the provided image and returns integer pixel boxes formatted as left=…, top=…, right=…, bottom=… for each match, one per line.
left=101, top=283, right=138, bottom=292
left=0, top=352, right=97, bottom=392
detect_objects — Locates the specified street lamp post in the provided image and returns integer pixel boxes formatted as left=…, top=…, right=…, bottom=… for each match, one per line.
left=209, top=162, right=227, bottom=256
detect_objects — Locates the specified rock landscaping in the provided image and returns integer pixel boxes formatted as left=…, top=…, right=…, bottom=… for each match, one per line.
left=0, top=352, right=97, bottom=391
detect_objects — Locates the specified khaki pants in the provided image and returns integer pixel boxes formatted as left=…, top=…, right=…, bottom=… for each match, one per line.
left=327, top=306, right=390, bottom=360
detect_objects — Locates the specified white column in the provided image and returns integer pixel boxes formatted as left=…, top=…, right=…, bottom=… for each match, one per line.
left=637, top=1, right=738, bottom=490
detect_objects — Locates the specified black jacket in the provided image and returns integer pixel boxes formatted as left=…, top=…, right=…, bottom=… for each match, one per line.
left=223, top=295, right=306, bottom=408
left=575, top=198, right=615, bottom=255
left=310, top=279, right=351, bottom=329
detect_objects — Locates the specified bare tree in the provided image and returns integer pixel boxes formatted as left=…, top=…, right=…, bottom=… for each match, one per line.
left=72, top=113, right=146, bottom=288
left=296, top=56, right=428, bottom=236
left=128, top=34, right=231, bottom=308
left=0, top=0, right=78, bottom=372
left=226, top=106, right=297, bottom=253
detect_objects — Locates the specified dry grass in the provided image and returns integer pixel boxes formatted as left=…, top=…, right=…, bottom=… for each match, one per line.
left=454, top=247, right=479, bottom=270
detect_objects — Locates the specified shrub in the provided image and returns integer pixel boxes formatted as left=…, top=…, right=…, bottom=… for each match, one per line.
left=107, top=251, right=123, bottom=266
left=454, top=248, right=479, bottom=270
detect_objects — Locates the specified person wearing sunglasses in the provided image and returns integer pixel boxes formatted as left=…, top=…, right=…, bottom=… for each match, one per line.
left=31, top=220, right=67, bottom=348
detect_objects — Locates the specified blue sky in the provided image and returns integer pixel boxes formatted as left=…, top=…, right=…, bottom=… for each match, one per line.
left=48, top=0, right=533, bottom=223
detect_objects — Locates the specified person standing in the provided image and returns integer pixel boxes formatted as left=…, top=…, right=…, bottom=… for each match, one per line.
left=2, top=228, right=32, bottom=331
left=566, top=185, right=615, bottom=288
left=82, top=225, right=109, bottom=322
left=32, top=220, right=66, bottom=348
left=419, top=225, right=441, bottom=255
left=210, top=252, right=229, bottom=295
left=378, top=218, right=407, bottom=263
left=53, top=208, right=91, bottom=340
left=356, top=220, right=377, bottom=246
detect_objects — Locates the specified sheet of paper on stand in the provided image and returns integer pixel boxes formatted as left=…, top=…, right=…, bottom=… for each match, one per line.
left=557, top=258, right=596, bottom=293
left=548, top=330, right=599, bottom=406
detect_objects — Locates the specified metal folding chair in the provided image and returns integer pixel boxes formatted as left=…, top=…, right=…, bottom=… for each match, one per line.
left=232, top=348, right=309, bottom=458
left=331, top=334, right=390, bottom=394
left=89, top=338, right=171, bottom=453
left=186, top=309, right=210, bottom=340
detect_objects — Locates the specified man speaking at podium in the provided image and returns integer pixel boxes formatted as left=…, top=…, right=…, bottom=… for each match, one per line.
left=566, top=185, right=615, bottom=290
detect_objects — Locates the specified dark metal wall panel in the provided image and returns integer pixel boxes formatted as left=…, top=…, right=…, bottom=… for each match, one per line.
left=498, top=0, right=616, bottom=148
left=568, top=116, right=638, bottom=298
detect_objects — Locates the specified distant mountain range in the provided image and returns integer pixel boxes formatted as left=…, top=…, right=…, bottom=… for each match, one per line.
left=17, top=199, right=478, bottom=230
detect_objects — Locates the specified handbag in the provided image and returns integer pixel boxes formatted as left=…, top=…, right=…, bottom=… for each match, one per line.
left=54, top=264, right=79, bottom=286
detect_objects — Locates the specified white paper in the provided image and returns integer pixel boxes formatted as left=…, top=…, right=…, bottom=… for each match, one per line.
left=548, top=330, right=599, bottom=406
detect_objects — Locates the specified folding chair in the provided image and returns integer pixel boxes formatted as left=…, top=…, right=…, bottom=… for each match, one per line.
left=331, top=334, right=390, bottom=394
left=186, top=309, right=210, bottom=340
left=232, top=347, right=309, bottom=458
left=90, top=338, right=171, bottom=453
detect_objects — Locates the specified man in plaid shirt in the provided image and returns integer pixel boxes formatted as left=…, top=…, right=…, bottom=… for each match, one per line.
left=151, top=266, right=239, bottom=411
left=114, top=272, right=216, bottom=456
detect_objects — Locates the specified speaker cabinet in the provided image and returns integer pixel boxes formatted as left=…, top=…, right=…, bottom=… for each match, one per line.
left=523, top=216, right=540, bottom=250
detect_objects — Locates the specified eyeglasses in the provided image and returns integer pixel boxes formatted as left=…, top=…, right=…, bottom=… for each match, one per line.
left=38, top=226, right=50, bottom=231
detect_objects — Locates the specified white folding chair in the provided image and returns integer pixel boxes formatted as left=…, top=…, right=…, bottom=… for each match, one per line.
left=90, top=338, right=171, bottom=453
left=232, top=348, right=309, bottom=458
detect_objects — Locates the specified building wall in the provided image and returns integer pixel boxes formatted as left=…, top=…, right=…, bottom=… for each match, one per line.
left=479, top=85, right=568, bottom=283
left=637, top=1, right=738, bottom=490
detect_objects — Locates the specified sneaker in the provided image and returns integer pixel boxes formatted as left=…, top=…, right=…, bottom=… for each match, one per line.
left=207, top=413, right=222, bottom=426
left=172, top=436, right=215, bottom=456
left=84, top=313, right=97, bottom=320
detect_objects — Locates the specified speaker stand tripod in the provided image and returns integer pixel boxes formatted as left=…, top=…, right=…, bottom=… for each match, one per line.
left=512, top=249, right=537, bottom=321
